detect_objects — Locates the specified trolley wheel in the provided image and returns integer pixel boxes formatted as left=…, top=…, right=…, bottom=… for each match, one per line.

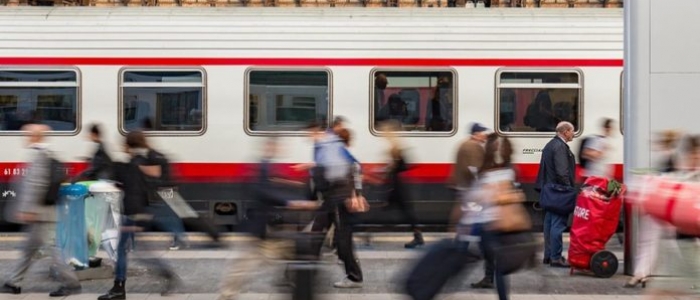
left=590, top=250, right=618, bottom=278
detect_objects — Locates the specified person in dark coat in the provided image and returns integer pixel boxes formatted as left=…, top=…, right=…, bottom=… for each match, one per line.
left=72, top=123, right=113, bottom=183
left=535, top=121, right=575, bottom=268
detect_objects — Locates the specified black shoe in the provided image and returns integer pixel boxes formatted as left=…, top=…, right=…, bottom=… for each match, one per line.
left=49, top=286, right=81, bottom=297
left=550, top=257, right=570, bottom=268
left=470, top=278, right=494, bottom=289
left=404, top=232, right=425, bottom=249
left=543, top=257, right=551, bottom=265
left=0, top=283, right=21, bottom=295
left=98, top=280, right=126, bottom=300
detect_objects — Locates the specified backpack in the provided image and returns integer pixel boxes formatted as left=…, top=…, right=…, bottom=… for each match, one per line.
left=144, top=149, right=173, bottom=188
left=43, top=155, right=67, bottom=206
left=577, top=135, right=602, bottom=169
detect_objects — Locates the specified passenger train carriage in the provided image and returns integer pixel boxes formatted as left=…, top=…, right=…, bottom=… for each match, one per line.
left=0, top=7, right=623, bottom=230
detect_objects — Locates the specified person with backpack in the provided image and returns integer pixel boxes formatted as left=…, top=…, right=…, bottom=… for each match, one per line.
left=1, top=124, right=82, bottom=297
left=579, top=118, right=615, bottom=181
left=98, top=131, right=180, bottom=300
left=133, top=138, right=190, bottom=251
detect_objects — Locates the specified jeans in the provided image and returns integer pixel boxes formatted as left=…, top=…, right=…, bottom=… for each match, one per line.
left=543, top=211, right=567, bottom=261
left=115, top=217, right=134, bottom=281
left=115, top=216, right=174, bottom=282
left=149, top=203, right=186, bottom=244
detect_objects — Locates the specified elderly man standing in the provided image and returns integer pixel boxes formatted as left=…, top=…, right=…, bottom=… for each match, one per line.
left=536, top=121, right=576, bottom=268
left=1, top=124, right=82, bottom=297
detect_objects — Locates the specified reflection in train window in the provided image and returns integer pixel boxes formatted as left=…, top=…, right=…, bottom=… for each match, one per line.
left=0, top=70, right=79, bottom=132
left=497, top=70, right=582, bottom=134
left=120, top=70, right=205, bottom=133
left=247, top=70, right=330, bottom=132
left=372, top=70, right=455, bottom=134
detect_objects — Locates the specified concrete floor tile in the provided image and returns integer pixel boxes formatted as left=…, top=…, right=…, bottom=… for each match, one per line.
left=146, top=294, right=190, bottom=300
left=187, top=294, right=221, bottom=300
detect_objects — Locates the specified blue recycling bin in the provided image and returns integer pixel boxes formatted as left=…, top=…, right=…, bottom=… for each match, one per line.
left=56, top=184, right=89, bottom=269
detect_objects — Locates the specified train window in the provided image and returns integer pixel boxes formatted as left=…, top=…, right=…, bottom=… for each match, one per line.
left=496, top=70, right=582, bottom=134
left=120, top=70, right=205, bottom=134
left=246, top=70, right=330, bottom=133
left=0, top=70, right=79, bottom=133
left=371, top=70, right=456, bottom=134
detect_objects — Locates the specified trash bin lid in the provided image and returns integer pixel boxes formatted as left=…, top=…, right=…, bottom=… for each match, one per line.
left=59, top=183, right=89, bottom=196
left=88, top=181, right=121, bottom=193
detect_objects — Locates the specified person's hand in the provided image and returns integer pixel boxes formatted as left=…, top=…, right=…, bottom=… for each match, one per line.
left=287, top=201, right=320, bottom=210
left=291, top=163, right=315, bottom=171
left=16, top=212, right=37, bottom=223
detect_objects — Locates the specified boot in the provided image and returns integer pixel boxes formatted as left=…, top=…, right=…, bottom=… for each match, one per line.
left=404, top=232, right=424, bottom=249
left=471, top=277, right=494, bottom=289
left=98, top=280, right=125, bottom=300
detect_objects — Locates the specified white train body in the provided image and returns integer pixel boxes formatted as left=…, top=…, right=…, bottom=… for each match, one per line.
left=0, top=7, right=623, bottom=227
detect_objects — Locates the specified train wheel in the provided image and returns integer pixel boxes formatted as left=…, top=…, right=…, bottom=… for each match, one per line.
left=590, top=250, right=618, bottom=278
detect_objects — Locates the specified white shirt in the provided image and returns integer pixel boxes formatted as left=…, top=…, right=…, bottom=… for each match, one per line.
left=583, top=136, right=612, bottom=178
left=460, top=168, right=516, bottom=225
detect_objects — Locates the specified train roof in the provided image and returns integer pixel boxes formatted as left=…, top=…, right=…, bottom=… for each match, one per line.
left=0, top=7, right=622, bottom=54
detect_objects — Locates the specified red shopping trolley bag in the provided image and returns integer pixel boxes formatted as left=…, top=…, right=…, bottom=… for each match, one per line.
left=568, top=176, right=623, bottom=277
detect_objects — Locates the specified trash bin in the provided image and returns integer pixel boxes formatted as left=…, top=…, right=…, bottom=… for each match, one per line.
left=78, top=181, right=106, bottom=258
left=56, top=184, right=89, bottom=269
left=87, top=181, right=123, bottom=262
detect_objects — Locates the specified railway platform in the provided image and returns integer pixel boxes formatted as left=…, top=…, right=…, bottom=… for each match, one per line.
left=0, top=232, right=643, bottom=299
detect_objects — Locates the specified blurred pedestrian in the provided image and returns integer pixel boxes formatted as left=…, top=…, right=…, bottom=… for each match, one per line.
left=625, top=130, right=681, bottom=288
left=218, top=137, right=318, bottom=300
left=580, top=118, right=615, bottom=180
left=303, top=121, right=364, bottom=288
left=0, top=124, right=82, bottom=297
left=376, top=120, right=424, bottom=248
left=98, top=131, right=180, bottom=300
left=474, top=133, right=532, bottom=300
left=71, top=123, right=113, bottom=183
left=645, top=135, right=700, bottom=299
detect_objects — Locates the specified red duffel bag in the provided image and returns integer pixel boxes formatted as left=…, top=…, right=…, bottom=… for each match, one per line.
left=568, top=177, right=623, bottom=271
left=635, top=174, right=700, bottom=236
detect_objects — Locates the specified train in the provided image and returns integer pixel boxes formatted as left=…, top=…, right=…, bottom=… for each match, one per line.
left=0, top=7, right=624, bottom=231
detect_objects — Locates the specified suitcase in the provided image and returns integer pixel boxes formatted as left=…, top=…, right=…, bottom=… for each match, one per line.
left=182, top=215, right=221, bottom=241
left=404, top=238, right=480, bottom=300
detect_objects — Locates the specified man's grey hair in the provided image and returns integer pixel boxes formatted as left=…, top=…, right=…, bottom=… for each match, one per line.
left=556, top=121, right=574, bottom=133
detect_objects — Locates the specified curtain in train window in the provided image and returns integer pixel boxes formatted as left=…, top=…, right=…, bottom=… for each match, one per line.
left=121, top=70, right=204, bottom=133
left=497, top=71, right=581, bottom=133
left=247, top=70, right=329, bottom=132
left=0, top=70, right=78, bottom=132
left=372, top=70, right=455, bottom=133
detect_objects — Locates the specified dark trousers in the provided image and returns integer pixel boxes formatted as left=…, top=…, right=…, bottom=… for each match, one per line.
left=390, top=199, right=419, bottom=231
left=543, top=211, right=567, bottom=261
left=311, top=184, right=363, bottom=283
left=480, top=229, right=509, bottom=300
left=115, top=215, right=174, bottom=282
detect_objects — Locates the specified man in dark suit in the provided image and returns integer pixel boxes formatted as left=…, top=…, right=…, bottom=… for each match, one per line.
left=536, top=121, right=575, bottom=268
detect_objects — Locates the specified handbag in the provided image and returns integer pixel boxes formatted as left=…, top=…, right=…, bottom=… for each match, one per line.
left=486, top=181, right=532, bottom=232
left=540, top=183, right=578, bottom=215
left=346, top=190, right=370, bottom=213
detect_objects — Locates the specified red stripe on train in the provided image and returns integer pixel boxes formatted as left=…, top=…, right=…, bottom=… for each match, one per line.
left=0, top=57, right=623, bottom=67
left=0, top=162, right=624, bottom=184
